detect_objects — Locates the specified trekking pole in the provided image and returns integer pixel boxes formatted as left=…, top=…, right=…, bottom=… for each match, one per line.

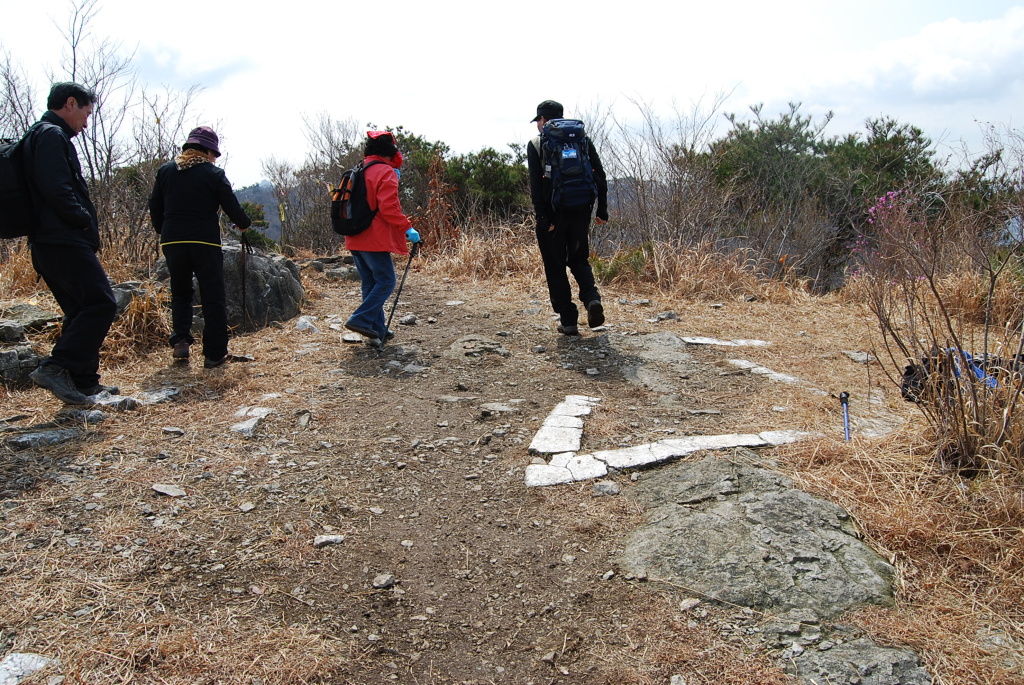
left=239, top=229, right=253, bottom=330
left=379, top=240, right=420, bottom=352
left=839, top=391, right=850, bottom=441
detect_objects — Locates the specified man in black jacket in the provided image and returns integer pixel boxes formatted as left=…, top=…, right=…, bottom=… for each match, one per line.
left=527, top=100, right=609, bottom=336
left=26, top=82, right=118, bottom=405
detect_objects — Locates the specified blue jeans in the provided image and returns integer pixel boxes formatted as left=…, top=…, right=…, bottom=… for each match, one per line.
left=347, top=251, right=396, bottom=338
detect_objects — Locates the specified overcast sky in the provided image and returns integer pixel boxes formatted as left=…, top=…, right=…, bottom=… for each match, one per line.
left=4, top=0, right=1022, bottom=187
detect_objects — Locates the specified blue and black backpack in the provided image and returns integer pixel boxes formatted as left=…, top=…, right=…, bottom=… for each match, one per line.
left=538, top=118, right=598, bottom=209
left=329, top=159, right=386, bottom=236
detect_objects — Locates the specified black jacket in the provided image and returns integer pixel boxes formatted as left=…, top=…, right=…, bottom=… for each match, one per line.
left=25, top=111, right=100, bottom=249
left=528, top=130, right=609, bottom=225
left=149, top=159, right=252, bottom=245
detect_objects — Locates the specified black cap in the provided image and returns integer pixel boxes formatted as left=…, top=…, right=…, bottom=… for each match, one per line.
left=531, top=99, right=564, bottom=122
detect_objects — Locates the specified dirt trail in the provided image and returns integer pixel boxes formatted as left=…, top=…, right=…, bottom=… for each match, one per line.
left=0, top=269, right=885, bottom=684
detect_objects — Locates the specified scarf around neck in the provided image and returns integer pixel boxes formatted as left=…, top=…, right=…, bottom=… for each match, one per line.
left=175, top=149, right=211, bottom=171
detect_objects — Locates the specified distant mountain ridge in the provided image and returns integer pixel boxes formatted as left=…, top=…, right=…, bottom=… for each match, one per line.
left=236, top=181, right=281, bottom=241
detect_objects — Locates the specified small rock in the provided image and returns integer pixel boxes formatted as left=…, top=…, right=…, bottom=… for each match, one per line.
left=601, top=570, right=615, bottom=581
left=586, top=368, right=600, bottom=376
left=151, top=483, right=186, bottom=498
left=239, top=501, right=256, bottom=513
left=679, top=598, right=701, bottom=612
left=372, top=573, right=396, bottom=589
left=162, top=426, right=185, bottom=437
left=341, top=333, right=362, bottom=344
left=137, top=388, right=180, bottom=405
left=313, top=535, right=345, bottom=548
left=399, top=314, right=417, bottom=325
left=0, top=652, right=57, bottom=683
left=592, top=480, right=621, bottom=496
left=532, top=345, right=546, bottom=353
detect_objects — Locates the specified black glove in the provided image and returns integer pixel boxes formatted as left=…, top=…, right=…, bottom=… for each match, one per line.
left=596, top=206, right=609, bottom=222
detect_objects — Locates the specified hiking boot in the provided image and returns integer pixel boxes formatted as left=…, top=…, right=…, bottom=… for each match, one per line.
left=344, top=321, right=379, bottom=338
left=172, top=341, right=190, bottom=359
left=79, top=383, right=119, bottom=396
left=557, top=324, right=580, bottom=336
left=30, top=365, right=93, bottom=406
left=586, top=300, right=605, bottom=328
left=204, top=355, right=228, bottom=369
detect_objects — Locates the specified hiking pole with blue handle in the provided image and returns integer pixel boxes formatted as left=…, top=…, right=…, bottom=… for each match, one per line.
left=379, top=231, right=421, bottom=352
left=839, top=391, right=850, bottom=441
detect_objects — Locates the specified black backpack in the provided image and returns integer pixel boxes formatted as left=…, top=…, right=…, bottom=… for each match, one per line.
left=538, top=118, right=598, bottom=209
left=330, top=160, right=386, bottom=236
left=0, top=126, right=39, bottom=239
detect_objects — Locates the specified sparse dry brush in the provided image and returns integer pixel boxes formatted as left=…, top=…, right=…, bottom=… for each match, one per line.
left=785, top=436, right=1024, bottom=685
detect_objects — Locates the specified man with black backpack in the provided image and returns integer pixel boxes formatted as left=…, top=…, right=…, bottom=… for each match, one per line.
left=24, top=83, right=118, bottom=405
left=528, top=100, right=609, bottom=336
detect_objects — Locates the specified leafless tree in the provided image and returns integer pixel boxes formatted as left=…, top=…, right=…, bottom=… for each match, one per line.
left=0, top=51, right=36, bottom=140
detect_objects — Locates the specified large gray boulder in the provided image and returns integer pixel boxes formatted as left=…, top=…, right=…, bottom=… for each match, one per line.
left=221, top=244, right=303, bottom=332
left=620, top=456, right=895, bottom=618
left=156, top=243, right=304, bottom=334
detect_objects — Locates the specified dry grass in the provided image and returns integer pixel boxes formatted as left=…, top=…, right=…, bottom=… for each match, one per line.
left=101, top=284, right=171, bottom=365
left=780, top=434, right=1024, bottom=684
left=0, top=241, right=39, bottom=300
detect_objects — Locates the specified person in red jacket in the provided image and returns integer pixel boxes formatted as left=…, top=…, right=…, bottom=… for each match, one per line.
left=344, top=131, right=419, bottom=342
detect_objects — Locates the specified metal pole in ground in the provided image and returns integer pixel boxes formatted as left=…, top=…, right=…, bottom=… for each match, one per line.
left=379, top=240, right=420, bottom=352
left=839, top=391, right=851, bottom=441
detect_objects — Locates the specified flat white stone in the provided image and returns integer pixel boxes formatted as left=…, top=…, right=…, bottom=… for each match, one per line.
left=551, top=401, right=595, bottom=417
left=592, top=443, right=666, bottom=470
left=543, top=414, right=584, bottom=429
left=566, top=394, right=601, bottom=404
left=661, top=433, right=769, bottom=452
left=759, top=430, right=808, bottom=445
left=563, top=454, right=608, bottom=481
left=548, top=452, right=578, bottom=468
left=525, top=464, right=575, bottom=487
left=529, top=425, right=582, bottom=454
left=683, top=336, right=770, bottom=347
left=592, top=434, right=769, bottom=470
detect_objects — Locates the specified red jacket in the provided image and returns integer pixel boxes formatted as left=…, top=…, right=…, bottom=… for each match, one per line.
left=344, top=154, right=411, bottom=255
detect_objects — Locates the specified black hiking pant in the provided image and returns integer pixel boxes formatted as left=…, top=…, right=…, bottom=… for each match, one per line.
left=31, top=243, right=117, bottom=389
left=162, top=242, right=229, bottom=362
left=535, top=204, right=600, bottom=326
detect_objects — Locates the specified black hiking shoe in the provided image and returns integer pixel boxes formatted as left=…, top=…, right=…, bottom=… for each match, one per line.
left=586, top=300, right=605, bottom=328
left=344, top=321, right=379, bottom=338
left=30, top=365, right=93, bottom=406
left=204, top=356, right=228, bottom=369
left=557, top=324, right=580, bottom=336
left=79, top=383, right=119, bottom=396
left=173, top=341, right=190, bottom=360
